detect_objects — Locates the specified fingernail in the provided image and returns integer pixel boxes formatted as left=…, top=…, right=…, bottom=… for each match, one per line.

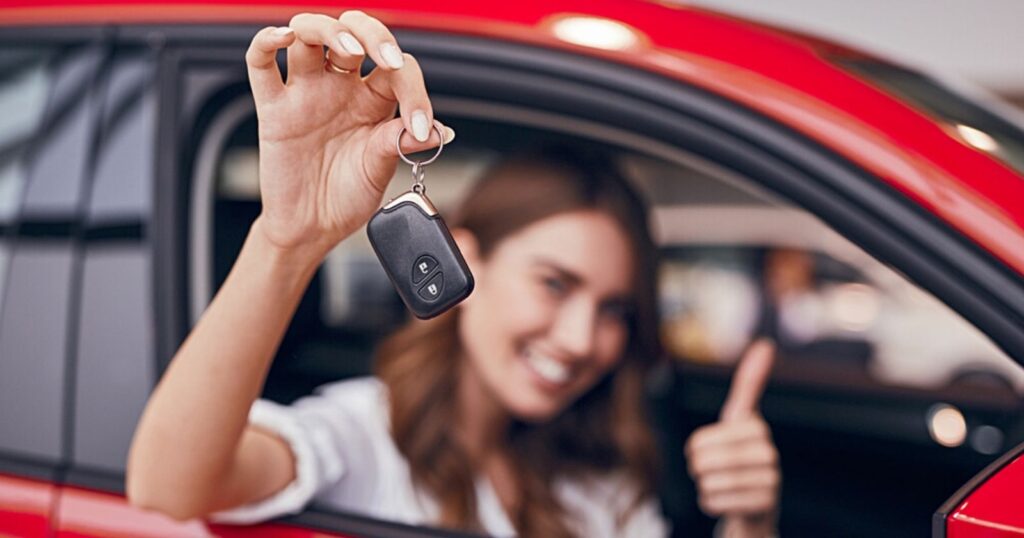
left=272, top=27, right=294, bottom=37
left=412, top=111, right=429, bottom=142
left=443, top=126, right=456, bottom=144
left=337, top=32, right=363, bottom=55
left=380, top=43, right=404, bottom=69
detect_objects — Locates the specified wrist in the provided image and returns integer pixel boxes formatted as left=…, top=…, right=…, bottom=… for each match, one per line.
left=720, top=514, right=778, bottom=538
left=247, top=217, right=331, bottom=280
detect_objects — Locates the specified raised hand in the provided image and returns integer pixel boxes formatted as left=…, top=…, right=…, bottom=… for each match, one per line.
left=245, top=11, right=453, bottom=260
left=685, top=339, right=781, bottom=537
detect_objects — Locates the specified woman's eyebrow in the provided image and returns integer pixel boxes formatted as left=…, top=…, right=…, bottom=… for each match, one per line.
left=532, top=258, right=583, bottom=285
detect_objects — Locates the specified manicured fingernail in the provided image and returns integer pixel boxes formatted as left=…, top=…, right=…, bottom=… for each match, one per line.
left=443, top=126, right=456, bottom=144
left=412, top=111, right=429, bottom=142
left=272, top=27, right=294, bottom=37
left=337, top=32, right=363, bottom=55
left=380, top=43, right=404, bottom=69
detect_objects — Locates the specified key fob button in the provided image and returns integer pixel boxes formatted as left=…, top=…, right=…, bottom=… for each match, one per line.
left=412, top=255, right=438, bottom=284
left=418, top=272, right=444, bottom=302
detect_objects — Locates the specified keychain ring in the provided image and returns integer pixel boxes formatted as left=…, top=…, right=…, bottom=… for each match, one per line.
left=396, top=120, right=445, bottom=167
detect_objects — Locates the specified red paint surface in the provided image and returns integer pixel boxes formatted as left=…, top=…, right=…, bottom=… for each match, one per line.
left=0, top=473, right=54, bottom=537
left=54, top=484, right=353, bottom=537
left=1, top=0, right=1023, bottom=273
left=947, top=453, right=1024, bottom=537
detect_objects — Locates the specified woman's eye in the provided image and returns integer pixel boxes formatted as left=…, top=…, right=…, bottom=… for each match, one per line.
left=600, top=301, right=632, bottom=322
left=542, top=276, right=568, bottom=296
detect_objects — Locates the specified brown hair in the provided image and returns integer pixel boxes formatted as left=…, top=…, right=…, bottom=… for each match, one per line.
left=375, top=146, right=661, bottom=536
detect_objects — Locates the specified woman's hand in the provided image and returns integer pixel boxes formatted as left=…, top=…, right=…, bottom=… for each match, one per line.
left=245, top=11, right=452, bottom=260
left=686, top=340, right=781, bottom=537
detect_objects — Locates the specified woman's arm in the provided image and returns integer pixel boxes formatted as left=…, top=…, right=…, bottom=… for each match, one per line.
left=126, top=219, right=323, bottom=520
left=126, top=11, right=449, bottom=520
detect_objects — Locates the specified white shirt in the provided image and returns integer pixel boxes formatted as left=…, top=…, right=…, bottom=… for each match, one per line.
left=210, top=377, right=669, bottom=537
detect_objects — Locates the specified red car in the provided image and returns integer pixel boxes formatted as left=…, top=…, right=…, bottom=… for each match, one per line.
left=1, top=1, right=1022, bottom=537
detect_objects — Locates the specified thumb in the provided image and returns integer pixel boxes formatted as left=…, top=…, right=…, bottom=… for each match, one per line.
left=720, top=338, right=776, bottom=422
left=363, top=118, right=455, bottom=194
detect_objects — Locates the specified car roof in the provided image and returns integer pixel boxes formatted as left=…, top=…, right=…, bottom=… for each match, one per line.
left=4, top=0, right=1023, bottom=274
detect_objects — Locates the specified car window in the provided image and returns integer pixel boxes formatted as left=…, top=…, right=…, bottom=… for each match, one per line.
left=72, top=50, right=158, bottom=473
left=0, top=44, right=91, bottom=464
left=87, top=51, right=157, bottom=223
left=20, top=46, right=105, bottom=219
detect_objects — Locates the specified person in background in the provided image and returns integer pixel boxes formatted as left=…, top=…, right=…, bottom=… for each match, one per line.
left=127, top=11, right=781, bottom=537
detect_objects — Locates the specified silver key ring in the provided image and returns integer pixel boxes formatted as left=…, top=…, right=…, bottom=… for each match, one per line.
left=395, top=120, right=445, bottom=167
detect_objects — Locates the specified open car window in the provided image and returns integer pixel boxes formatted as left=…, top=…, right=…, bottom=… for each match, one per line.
left=192, top=96, right=1022, bottom=531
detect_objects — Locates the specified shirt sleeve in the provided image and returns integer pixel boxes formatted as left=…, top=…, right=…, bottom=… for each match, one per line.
left=208, top=379, right=384, bottom=524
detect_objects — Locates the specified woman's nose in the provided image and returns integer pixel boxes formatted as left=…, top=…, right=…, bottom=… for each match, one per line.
left=550, top=300, right=597, bottom=359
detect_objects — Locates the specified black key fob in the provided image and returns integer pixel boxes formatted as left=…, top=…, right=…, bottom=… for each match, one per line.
left=367, top=190, right=474, bottom=319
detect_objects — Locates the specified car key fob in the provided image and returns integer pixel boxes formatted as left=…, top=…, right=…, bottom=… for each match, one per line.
left=367, top=190, right=474, bottom=319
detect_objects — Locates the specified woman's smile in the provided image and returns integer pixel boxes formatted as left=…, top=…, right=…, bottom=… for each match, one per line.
left=520, top=343, right=575, bottom=389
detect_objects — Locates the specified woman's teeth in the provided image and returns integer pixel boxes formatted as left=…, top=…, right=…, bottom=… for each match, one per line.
left=524, top=348, right=571, bottom=384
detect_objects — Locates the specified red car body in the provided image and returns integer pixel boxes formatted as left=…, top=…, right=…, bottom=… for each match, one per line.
left=1, top=1, right=1022, bottom=537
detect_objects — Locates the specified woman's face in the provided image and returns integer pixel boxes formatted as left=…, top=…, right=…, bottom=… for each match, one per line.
left=457, top=210, right=636, bottom=421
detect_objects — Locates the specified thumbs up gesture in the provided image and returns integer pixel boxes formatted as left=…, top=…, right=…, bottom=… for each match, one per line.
left=685, top=339, right=781, bottom=537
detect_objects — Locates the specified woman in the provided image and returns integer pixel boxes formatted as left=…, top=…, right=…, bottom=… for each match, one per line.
left=126, top=11, right=780, bottom=537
